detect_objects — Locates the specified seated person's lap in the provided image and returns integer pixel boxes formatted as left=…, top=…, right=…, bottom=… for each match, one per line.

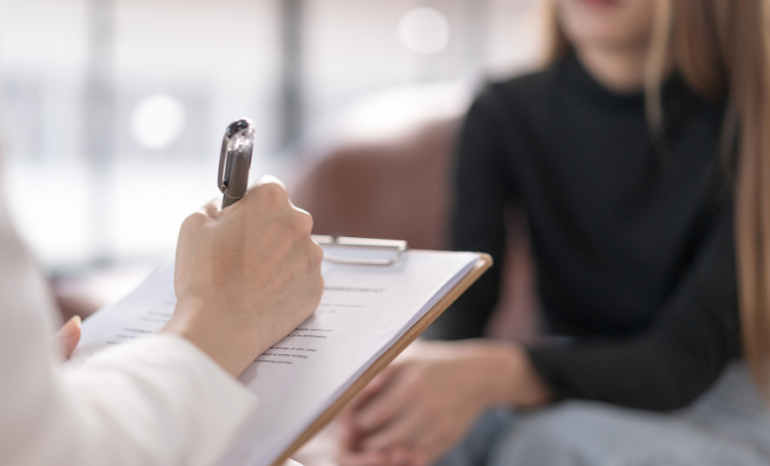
left=436, top=364, right=770, bottom=466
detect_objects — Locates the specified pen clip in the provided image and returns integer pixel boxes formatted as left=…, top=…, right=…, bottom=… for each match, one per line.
left=218, top=118, right=254, bottom=193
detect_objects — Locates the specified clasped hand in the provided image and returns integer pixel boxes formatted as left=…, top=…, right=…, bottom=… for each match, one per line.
left=338, top=340, right=551, bottom=466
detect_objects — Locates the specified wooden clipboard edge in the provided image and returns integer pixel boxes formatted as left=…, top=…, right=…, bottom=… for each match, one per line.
left=270, top=252, right=492, bottom=466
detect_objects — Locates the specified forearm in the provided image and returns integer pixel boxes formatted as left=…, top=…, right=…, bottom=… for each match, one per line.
left=527, top=333, right=735, bottom=411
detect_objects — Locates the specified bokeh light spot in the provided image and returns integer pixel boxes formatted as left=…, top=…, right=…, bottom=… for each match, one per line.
left=397, top=8, right=450, bottom=55
left=130, top=94, right=186, bottom=150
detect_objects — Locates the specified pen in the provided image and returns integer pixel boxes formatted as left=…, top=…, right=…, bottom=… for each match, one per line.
left=217, top=118, right=255, bottom=208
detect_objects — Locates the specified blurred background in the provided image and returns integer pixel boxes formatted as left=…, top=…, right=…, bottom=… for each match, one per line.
left=0, top=0, right=546, bottom=314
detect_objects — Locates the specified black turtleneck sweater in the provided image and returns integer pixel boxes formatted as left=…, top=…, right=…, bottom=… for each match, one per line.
left=429, top=53, right=740, bottom=411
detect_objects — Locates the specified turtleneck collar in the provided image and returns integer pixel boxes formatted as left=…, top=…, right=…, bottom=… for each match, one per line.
left=558, top=50, right=710, bottom=129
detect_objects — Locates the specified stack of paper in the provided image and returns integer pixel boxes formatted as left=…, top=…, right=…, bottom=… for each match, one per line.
left=70, top=249, right=481, bottom=466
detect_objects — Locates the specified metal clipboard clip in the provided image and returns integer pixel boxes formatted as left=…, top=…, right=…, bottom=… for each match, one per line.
left=312, top=235, right=408, bottom=266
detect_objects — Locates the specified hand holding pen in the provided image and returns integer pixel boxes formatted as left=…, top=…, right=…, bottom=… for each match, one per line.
left=166, top=117, right=324, bottom=377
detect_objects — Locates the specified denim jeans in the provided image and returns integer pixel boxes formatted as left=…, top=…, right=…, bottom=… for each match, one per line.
left=435, top=363, right=770, bottom=466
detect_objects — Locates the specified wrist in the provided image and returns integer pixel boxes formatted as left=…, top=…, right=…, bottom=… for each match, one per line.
left=469, top=340, right=552, bottom=409
left=164, top=296, right=260, bottom=378
left=499, top=343, right=552, bottom=408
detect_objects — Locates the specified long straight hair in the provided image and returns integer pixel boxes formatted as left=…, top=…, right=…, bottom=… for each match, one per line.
left=547, top=0, right=770, bottom=391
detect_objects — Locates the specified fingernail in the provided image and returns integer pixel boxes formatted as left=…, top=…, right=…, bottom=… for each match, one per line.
left=56, top=315, right=81, bottom=338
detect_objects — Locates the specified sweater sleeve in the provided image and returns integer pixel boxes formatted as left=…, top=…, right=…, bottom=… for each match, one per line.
left=528, top=196, right=741, bottom=411
left=424, top=91, right=518, bottom=340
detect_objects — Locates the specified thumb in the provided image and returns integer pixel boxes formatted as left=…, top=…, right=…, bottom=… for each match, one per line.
left=55, top=315, right=82, bottom=360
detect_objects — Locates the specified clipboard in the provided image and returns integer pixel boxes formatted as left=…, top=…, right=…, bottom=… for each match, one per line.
left=68, top=236, right=492, bottom=466
left=270, top=239, right=492, bottom=466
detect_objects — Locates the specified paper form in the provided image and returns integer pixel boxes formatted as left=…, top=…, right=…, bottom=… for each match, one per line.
left=70, top=249, right=480, bottom=466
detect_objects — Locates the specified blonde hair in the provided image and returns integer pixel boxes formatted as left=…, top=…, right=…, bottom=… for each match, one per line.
left=547, top=0, right=770, bottom=391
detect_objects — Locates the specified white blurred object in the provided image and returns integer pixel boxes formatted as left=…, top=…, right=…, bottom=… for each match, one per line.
left=129, top=94, right=186, bottom=150
left=335, top=81, right=471, bottom=143
left=397, top=8, right=450, bottom=55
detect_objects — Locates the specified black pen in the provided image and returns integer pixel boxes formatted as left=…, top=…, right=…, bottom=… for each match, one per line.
left=217, top=118, right=255, bottom=208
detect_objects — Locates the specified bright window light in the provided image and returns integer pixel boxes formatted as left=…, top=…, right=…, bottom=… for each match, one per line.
left=397, top=8, right=450, bottom=55
left=130, top=94, right=186, bottom=150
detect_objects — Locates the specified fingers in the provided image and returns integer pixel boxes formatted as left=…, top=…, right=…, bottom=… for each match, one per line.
left=341, top=365, right=403, bottom=451
left=355, top=413, right=458, bottom=466
left=403, top=449, right=431, bottom=466
left=201, top=175, right=314, bottom=254
left=210, top=174, right=287, bottom=216
left=341, top=444, right=424, bottom=466
left=354, top=368, right=417, bottom=434
left=359, top=405, right=430, bottom=452
left=349, top=364, right=402, bottom=413
left=339, top=417, right=361, bottom=450
left=54, top=315, right=82, bottom=360
left=408, top=407, right=478, bottom=465
left=202, top=197, right=222, bottom=217
left=243, top=177, right=314, bottom=237
left=388, top=446, right=418, bottom=466
left=256, top=174, right=286, bottom=189
left=212, top=175, right=315, bottom=243
left=241, top=175, right=288, bottom=212
left=411, top=423, right=453, bottom=465
left=339, top=445, right=389, bottom=466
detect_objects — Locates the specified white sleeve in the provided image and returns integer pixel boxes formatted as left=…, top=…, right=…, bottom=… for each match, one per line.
left=0, top=197, right=257, bottom=466
left=62, top=334, right=258, bottom=466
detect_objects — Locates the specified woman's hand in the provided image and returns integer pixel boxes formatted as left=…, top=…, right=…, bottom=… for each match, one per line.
left=164, top=176, right=325, bottom=378
left=339, top=340, right=551, bottom=466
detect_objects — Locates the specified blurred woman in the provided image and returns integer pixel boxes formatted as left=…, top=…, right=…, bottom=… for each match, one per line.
left=339, top=0, right=770, bottom=465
